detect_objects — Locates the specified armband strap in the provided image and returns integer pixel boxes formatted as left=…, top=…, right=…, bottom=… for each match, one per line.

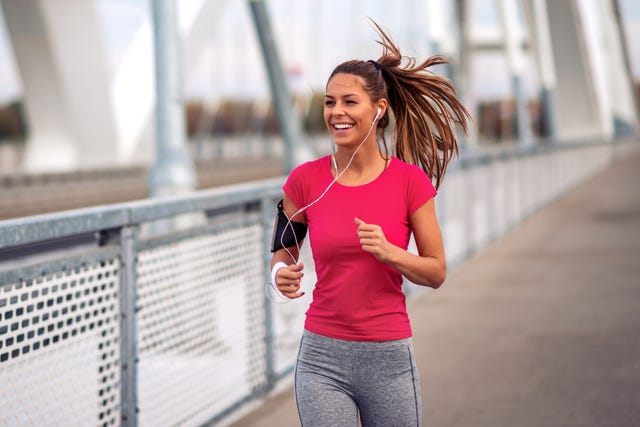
left=270, top=199, right=308, bottom=252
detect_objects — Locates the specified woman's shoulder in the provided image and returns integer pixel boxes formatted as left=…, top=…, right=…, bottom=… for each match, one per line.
left=389, top=157, right=436, bottom=192
left=389, top=156, right=428, bottom=178
left=290, top=155, right=329, bottom=177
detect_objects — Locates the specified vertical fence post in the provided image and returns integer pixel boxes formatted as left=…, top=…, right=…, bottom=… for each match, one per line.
left=120, top=224, right=140, bottom=427
left=462, top=159, right=475, bottom=258
left=503, top=152, right=512, bottom=232
left=486, top=158, right=495, bottom=244
left=260, top=197, right=277, bottom=392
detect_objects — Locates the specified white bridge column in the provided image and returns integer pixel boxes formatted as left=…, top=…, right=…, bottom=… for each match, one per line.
left=594, top=0, right=639, bottom=133
left=521, top=0, right=558, bottom=140
left=1, top=0, right=118, bottom=172
left=497, top=0, right=533, bottom=146
left=543, top=0, right=602, bottom=141
left=544, top=0, right=638, bottom=142
left=2, top=0, right=230, bottom=173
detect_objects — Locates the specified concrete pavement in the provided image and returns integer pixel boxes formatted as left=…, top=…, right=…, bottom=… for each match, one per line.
left=228, top=148, right=640, bottom=427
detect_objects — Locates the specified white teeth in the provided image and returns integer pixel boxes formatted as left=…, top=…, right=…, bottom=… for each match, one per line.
left=334, top=123, right=354, bottom=129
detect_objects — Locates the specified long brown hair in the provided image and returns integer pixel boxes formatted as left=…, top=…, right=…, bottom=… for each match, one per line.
left=328, top=21, right=470, bottom=189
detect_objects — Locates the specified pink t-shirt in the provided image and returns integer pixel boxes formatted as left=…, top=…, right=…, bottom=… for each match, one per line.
left=283, top=155, right=437, bottom=341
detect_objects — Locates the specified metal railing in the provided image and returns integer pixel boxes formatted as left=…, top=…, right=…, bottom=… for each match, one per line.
left=0, top=137, right=637, bottom=427
left=0, top=135, right=335, bottom=221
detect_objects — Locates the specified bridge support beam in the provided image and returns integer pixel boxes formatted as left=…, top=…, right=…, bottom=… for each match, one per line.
left=544, top=0, right=638, bottom=142
left=1, top=0, right=118, bottom=171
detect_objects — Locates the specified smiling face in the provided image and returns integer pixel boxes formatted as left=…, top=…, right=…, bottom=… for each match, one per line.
left=324, top=73, right=384, bottom=149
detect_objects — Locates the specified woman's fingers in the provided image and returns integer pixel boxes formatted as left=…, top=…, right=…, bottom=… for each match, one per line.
left=277, top=263, right=304, bottom=283
left=276, top=263, right=305, bottom=299
left=355, top=218, right=382, bottom=245
left=354, top=217, right=394, bottom=262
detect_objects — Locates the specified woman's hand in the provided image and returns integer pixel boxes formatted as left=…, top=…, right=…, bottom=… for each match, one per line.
left=275, top=263, right=306, bottom=299
left=354, top=200, right=446, bottom=288
left=354, top=218, right=398, bottom=263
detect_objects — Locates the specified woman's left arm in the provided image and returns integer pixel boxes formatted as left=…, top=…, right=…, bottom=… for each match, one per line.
left=355, top=198, right=446, bottom=288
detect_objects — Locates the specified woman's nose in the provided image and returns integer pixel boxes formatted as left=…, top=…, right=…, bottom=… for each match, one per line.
left=332, top=103, right=346, bottom=116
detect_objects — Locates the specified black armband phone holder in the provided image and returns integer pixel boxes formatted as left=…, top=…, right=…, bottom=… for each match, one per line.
left=271, top=199, right=308, bottom=252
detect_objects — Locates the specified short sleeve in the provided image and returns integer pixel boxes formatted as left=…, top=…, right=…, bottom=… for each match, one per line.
left=406, top=165, right=437, bottom=216
left=282, top=162, right=307, bottom=210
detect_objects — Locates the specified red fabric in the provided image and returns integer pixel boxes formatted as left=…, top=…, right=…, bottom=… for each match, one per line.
left=283, top=156, right=437, bottom=341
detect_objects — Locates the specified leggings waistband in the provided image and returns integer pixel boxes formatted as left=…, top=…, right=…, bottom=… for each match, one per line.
left=302, top=329, right=412, bottom=350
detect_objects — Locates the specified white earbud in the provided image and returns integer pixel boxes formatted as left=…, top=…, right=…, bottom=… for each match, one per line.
left=373, top=108, right=382, bottom=124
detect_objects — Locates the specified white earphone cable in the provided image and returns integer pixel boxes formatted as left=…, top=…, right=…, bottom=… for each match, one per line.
left=280, top=110, right=381, bottom=264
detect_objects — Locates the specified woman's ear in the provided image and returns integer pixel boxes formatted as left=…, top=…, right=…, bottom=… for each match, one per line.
left=376, top=99, right=388, bottom=118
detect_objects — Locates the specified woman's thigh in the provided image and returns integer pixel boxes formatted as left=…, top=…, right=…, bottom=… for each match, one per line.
left=295, top=332, right=359, bottom=426
left=354, top=342, right=422, bottom=426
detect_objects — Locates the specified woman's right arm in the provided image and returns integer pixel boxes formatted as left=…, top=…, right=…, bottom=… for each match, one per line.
left=269, top=194, right=306, bottom=300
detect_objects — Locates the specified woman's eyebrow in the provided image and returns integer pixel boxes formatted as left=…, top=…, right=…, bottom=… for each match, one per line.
left=324, top=93, right=360, bottom=99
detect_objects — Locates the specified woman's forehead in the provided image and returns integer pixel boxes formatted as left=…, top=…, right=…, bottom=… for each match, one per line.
left=325, top=73, right=367, bottom=95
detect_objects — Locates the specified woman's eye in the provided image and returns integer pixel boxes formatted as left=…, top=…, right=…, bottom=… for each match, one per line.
left=324, top=100, right=334, bottom=107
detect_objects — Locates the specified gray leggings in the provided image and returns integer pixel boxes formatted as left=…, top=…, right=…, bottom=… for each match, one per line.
left=295, top=330, right=422, bottom=426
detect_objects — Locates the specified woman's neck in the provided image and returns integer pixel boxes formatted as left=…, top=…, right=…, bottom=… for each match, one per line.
left=332, top=147, right=390, bottom=185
